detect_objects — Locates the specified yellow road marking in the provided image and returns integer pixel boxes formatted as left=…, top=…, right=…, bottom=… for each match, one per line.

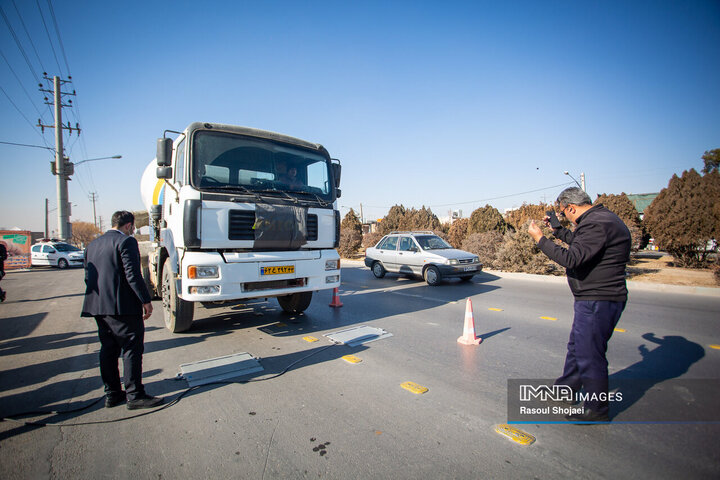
left=495, top=425, right=535, bottom=445
left=710, top=345, right=720, bottom=350
left=540, top=316, right=557, bottom=321
left=342, top=355, right=362, bottom=364
left=303, top=336, right=319, bottom=343
left=614, top=328, right=626, bottom=333
left=488, top=308, right=504, bottom=312
left=401, top=381, right=428, bottom=394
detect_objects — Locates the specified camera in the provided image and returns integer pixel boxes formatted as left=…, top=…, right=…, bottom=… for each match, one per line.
left=546, top=210, right=562, bottom=229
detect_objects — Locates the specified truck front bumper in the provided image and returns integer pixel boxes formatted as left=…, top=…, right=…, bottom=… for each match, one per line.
left=179, top=249, right=341, bottom=302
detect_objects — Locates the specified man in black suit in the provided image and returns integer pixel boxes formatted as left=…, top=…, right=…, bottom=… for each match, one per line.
left=82, top=211, right=163, bottom=409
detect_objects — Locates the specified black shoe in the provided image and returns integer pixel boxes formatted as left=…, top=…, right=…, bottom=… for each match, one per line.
left=127, top=394, right=164, bottom=410
left=0, top=290, right=5, bottom=303
left=565, top=408, right=610, bottom=423
left=105, top=392, right=127, bottom=408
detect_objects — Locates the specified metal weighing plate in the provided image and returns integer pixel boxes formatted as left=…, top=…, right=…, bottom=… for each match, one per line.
left=324, top=325, right=393, bottom=347
left=179, top=352, right=264, bottom=387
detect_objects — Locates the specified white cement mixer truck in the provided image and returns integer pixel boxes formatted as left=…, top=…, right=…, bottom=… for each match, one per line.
left=140, top=122, right=342, bottom=332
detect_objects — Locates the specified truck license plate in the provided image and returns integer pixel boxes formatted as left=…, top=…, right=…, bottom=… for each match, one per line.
left=261, top=265, right=294, bottom=275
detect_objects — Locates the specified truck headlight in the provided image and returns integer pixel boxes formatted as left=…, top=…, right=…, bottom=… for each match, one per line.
left=189, top=285, right=220, bottom=294
left=326, top=275, right=340, bottom=284
left=447, top=259, right=459, bottom=265
left=325, top=259, right=340, bottom=270
left=187, top=266, right=219, bottom=279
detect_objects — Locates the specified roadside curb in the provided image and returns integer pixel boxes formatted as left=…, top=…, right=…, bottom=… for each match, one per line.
left=341, top=259, right=720, bottom=297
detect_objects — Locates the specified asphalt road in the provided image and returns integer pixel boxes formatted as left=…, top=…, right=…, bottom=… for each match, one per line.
left=1, top=263, right=719, bottom=479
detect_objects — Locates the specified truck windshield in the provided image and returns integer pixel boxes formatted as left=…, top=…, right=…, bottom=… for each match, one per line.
left=191, top=131, right=333, bottom=201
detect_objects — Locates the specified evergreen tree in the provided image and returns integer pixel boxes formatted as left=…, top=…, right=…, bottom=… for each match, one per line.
left=644, top=169, right=720, bottom=267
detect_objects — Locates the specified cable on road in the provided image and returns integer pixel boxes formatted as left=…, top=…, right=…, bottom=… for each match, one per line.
left=1, top=343, right=339, bottom=428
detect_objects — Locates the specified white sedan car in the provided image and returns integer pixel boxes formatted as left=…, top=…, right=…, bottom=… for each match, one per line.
left=31, top=242, right=84, bottom=269
left=364, top=231, right=482, bottom=286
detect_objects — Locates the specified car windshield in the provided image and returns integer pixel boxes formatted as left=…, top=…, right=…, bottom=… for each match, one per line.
left=415, top=235, right=452, bottom=250
left=191, top=131, right=333, bottom=201
left=53, top=243, right=80, bottom=252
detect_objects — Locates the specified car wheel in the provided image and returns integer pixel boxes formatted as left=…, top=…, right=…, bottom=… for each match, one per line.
left=372, top=261, right=386, bottom=278
left=424, top=265, right=441, bottom=286
left=57, top=258, right=68, bottom=269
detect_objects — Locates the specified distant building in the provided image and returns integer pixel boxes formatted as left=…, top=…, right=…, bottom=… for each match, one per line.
left=626, top=193, right=659, bottom=220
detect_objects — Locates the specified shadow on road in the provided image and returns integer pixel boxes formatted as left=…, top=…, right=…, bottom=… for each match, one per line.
left=609, top=332, right=705, bottom=419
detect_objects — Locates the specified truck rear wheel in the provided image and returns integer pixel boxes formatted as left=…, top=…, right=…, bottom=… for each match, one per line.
left=161, top=258, right=194, bottom=332
left=277, top=291, right=312, bottom=314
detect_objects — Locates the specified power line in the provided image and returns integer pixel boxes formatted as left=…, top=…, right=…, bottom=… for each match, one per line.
left=0, top=47, right=50, bottom=123
left=0, top=85, right=47, bottom=140
left=35, top=0, right=63, bottom=77
left=427, top=181, right=576, bottom=208
left=0, top=5, right=40, bottom=82
left=46, top=0, right=71, bottom=76
left=12, top=0, right=47, bottom=75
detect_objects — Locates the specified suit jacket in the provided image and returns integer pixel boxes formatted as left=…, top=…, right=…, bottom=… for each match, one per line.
left=81, top=229, right=151, bottom=317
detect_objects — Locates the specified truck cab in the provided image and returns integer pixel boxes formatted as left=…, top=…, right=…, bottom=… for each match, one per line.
left=141, top=122, right=342, bottom=332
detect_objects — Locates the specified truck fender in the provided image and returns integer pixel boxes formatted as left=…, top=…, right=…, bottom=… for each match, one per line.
left=161, top=229, right=179, bottom=275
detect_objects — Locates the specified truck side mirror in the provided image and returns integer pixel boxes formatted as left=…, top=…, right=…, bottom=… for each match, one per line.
left=157, top=138, right=173, bottom=167
left=331, top=160, right=341, bottom=187
left=157, top=166, right=173, bottom=179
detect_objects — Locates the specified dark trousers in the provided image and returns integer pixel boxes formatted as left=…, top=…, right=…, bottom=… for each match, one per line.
left=95, top=315, right=146, bottom=400
left=556, top=300, right=626, bottom=415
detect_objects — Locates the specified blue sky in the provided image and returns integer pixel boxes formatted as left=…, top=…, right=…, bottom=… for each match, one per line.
left=1, top=0, right=718, bottom=232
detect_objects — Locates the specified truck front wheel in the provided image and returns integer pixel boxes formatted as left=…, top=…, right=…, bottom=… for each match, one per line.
left=161, top=258, right=194, bottom=332
left=277, top=291, right=312, bottom=314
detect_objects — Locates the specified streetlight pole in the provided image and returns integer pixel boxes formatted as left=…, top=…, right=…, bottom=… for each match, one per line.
left=564, top=171, right=586, bottom=192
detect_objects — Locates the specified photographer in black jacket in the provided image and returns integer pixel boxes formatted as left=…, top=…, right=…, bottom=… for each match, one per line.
left=529, top=187, right=631, bottom=422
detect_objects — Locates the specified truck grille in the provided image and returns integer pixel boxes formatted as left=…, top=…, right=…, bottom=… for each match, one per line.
left=307, top=214, right=318, bottom=241
left=228, top=210, right=318, bottom=241
left=228, top=210, right=255, bottom=240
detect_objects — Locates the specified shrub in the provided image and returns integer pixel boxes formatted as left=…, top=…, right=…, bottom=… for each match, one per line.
left=447, top=218, right=469, bottom=248
left=494, top=220, right=563, bottom=274
left=504, top=203, right=555, bottom=232
left=362, top=232, right=384, bottom=248
left=468, top=205, right=506, bottom=235
left=461, top=230, right=504, bottom=269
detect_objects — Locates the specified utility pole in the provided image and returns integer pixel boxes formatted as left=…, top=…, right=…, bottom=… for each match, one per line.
left=89, top=192, right=98, bottom=228
left=580, top=172, right=586, bottom=192
left=359, top=203, right=364, bottom=224
left=38, top=75, right=80, bottom=242
left=45, top=198, right=49, bottom=238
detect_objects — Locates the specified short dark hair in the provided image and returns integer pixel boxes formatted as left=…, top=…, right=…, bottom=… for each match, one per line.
left=111, top=211, right=135, bottom=228
left=557, top=187, right=592, bottom=207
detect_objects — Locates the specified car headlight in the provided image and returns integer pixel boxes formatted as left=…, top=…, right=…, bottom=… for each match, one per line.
left=447, top=259, right=459, bottom=265
left=473, top=256, right=480, bottom=263
left=187, top=265, right=219, bottom=279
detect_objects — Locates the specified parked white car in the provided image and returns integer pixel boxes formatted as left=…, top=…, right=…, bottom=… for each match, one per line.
left=364, top=231, right=482, bottom=286
left=31, top=242, right=84, bottom=269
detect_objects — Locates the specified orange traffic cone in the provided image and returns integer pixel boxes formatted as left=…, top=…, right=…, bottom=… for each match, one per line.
left=329, top=287, right=343, bottom=308
left=457, top=298, right=482, bottom=345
